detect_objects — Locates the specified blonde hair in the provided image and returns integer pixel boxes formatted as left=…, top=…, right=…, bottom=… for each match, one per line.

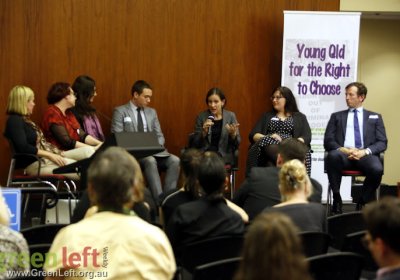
left=279, top=159, right=312, bottom=201
left=0, top=189, right=10, bottom=226
left=6, top=85, right=34, bottom=116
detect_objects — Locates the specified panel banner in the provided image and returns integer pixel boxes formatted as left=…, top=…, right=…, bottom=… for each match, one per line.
left=282, top=11, right=361, bottom=201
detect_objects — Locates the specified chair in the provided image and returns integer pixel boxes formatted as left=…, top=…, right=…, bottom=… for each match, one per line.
left=327, top=211, right=366, bottom=250
left=21, top=224, right=67, bottom=245
left=192, top=257, right=242, bottom=280
left=308, top=252, right=364, bottom=280
left=299, top=231, right=331, bottom=257
left=5, top=138, right=77, bottom=223
left=342, top=230, right=378, bottom=272
left=324, top=151, right=384, bottom=215
left=177, top=235, right=244, bottom=273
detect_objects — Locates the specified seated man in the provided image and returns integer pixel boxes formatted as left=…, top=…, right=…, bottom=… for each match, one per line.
left=233, top=138, right=322, bottom=220
left=44, top=147, right=176, bottom=279
left=324, top=82, right=387, bottom=214
left=111, top=80, right=180, bottom=202
left=363, top=197, right=400, bottom=280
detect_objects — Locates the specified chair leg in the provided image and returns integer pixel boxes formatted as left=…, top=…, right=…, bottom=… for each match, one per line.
left=326, top=184, right=332, bottom=217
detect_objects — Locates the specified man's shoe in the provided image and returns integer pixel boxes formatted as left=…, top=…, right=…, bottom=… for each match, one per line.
left=332, top=193, right=343, bottom=214
left=355, top=198, right=365, bottom=211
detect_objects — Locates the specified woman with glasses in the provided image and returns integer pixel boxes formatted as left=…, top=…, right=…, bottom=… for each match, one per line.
left=246, top=86, right=311, bottom=175
left=71, top=75, right=105, bottom=141
left=42, top=82, right=103, bottom=151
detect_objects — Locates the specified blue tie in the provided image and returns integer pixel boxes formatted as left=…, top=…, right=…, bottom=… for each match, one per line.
left=354, top=109, right=362, bottom=148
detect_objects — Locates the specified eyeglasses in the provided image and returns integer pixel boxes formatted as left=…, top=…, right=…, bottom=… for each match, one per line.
left=270, top=95, right=283, bottom=101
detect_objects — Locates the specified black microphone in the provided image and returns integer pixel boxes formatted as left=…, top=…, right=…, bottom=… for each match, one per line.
left=207, top=115, right=215, bottom=135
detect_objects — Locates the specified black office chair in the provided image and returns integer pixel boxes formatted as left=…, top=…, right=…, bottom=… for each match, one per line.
left=21, top=224, right=67, bottom=245
left=299, top=231, right=331, bottom=257
left=193, top=257, right=242, bottom=280
left=177, top=235, right=244, bottom=273
left=327, top=211, right=366, bottom=250
left=308, top=252, right=364, bottom=280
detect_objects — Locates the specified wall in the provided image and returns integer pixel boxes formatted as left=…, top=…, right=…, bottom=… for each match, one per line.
left=358, top=18, right=400, bottom=185
left=0, top=0, right=339, bottom=187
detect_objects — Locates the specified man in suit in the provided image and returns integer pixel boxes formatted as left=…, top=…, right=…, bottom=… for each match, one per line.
left=363, top=197, right=400, bottom=280
left=232, top=138, right=322, bottom=220
left=324, top=82, right=387, bottom=214
left=111, top=80, right=180, bottom=202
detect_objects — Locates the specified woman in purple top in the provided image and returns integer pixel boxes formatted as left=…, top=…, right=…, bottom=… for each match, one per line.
left=71, top=75, right=105, bottom=141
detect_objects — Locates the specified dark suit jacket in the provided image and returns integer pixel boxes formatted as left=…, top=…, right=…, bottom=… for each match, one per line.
left=232, top=166, right=322, bottom=220
left=324, top=108, right=387, bottom=154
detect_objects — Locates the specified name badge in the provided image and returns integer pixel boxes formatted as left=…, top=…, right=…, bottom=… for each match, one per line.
left=124, top=117, right=132, bottom=122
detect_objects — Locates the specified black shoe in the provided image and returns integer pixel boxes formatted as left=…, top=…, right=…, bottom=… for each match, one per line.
left=355, top=198, right=365, bottom=211
left=332, top=193, right=343, bottom=214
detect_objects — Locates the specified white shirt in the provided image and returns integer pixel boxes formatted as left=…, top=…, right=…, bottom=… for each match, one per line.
left=344, top=107, right=364, bottom=148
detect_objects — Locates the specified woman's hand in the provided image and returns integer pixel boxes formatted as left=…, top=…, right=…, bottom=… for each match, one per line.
left=225, top=123, right=240, bottom=138
left=271, top=133, right=282, bottom=142
left=202, top=118, right=214, bottom=136
left=48, top=153, right=67, bottom=166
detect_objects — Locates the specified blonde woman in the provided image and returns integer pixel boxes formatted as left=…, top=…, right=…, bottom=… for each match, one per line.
left=264, top=159, right=326, bottom=232
left=4, top=85, right=95, bottom=180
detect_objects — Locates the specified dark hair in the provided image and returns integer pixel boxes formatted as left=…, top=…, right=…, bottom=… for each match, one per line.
left=72, top=75, right=96, bottom=117
left=346, top=82, right=367, bottom=98
left=205, top=87, right=226, bottom=107
left=197, top=151, right=226, bottom=198
left=363, top=197, right=400, bottom=254
left=47, top=82, right=71, bottom=104
left=131, top=80, right=152, bottom=96
left=278, top=138, right=308, bottom=162
left=235, top=212, right=311, bottom=280
left=87, top=147, right=139, bottom=210
left=180, top=148, right=203, bottom=198
left=272, top=86, right=299, bottom=114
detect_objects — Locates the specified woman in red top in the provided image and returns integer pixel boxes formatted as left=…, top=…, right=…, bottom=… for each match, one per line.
left=42, top=82, right=103, bottom=150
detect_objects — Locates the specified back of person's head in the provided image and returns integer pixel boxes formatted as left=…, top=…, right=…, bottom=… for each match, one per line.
left=6, top=85, right=34, bottom=116
left=235, top=212, right=310, bottom=280
left=87, top=147, right=144, bottom=211
left=279, top=159, right=311, bottom=201
left=346, top=82, right=367, bottom=98
left=131, top=80, right=152, bottom=96
left=363, top=197, right=400, bottom=254
left=205, top=87, right=226, bottom=107
left=272, top=86, right=299, bottom=114
left=72, top=75, right=96, bottom=115
left=47, top=82, right=71, bottom=104
left=0, top=190, right=10, bottom=226
left=278, top=138, right=308, bottom=163
left=180, top=148, right=203, bottom=198
left=197, top=151, right=226, bottom=198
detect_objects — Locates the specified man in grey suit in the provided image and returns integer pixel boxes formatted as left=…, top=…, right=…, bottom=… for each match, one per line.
left=324, top=82, right=387, bottom=214
left=111, top=80, right=180, bottom=201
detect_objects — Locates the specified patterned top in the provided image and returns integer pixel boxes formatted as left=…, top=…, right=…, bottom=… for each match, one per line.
left=0, top=224, right=30, bottom=278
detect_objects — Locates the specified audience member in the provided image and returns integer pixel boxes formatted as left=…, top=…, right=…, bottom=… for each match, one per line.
left=111, top=80, right=180, bottom=202
left=234, top=212, right=311, bottom=280
left=246, top=86, right=312, bottom=176
left=324, top=82, right=387, bottom=214
left=191, top=87, right=240, bottom=164
left=4, top=85, right=94, bottom=180
left=0, top=188, right=30, bottom=277
left=71, top=75, right=105, bottom=141
left=233, top=139, right=322, bottom=220
left=42, top=82, right=103, bottom=151
left=166, top=151, right=244, bottom=250
left=363, top=197, right=400, bottom=280
left=44, top=147, right=176, bottom=279
left=264, top=159, right=326, bottom=232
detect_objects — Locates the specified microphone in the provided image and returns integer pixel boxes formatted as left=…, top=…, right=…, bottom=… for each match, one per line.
left=207, top=115, right=215, bottom=135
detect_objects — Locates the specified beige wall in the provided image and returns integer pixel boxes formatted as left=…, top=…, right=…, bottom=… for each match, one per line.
left=358, top=18, right=400, bottom=185
left=341, top=0, right=400, bottom=12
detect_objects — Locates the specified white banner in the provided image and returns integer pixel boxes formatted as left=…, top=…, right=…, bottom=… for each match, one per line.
left=282, top=11, right=361, bottom=202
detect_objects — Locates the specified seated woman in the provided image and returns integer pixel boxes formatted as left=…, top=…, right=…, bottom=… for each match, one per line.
left=246, top=86, right=311, bottom=175
left=71, top=75, right=105, bottom=141
left=41, top=82, right=103, bottom=151
left=265, top=159, right=326, bottom=232
left=4, top=86, right=94, bottom=180
left=191, top=88, right=240, bottom=165
left=234, top=212, right=311, bottom=280
left=166, top=151, right=245, bottom=250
